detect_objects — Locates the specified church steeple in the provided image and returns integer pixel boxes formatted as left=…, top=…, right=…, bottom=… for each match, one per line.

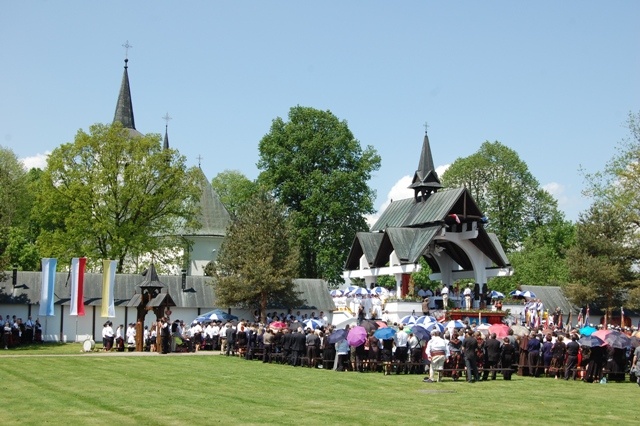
left=113, top=57, right=136, bottom=130
left=162, top=112, right=171, bottom=150
left=409, top=127, right=443, bottom=202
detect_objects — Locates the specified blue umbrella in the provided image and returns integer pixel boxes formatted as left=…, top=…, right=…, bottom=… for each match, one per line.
left=371, top=286, right=389, bottom=296
left=580, top=325, right=597, bottom=336
left=443, top=320, right=465, bottom=330
left=489, top=290, right=505, bottom=299
left=303, top=319, right=323, bottom=330
left=328, top=329, right=348, bottom=344
left=521, top=290, right=536, bottom=299
left=410, top=324, right=431, bottom=341
left=425, top=322, right=445, bottom=333
left=350, top=287, right=370, bottom=296
left=509, top=290, right=523, bottom=297
left=374, top=327, right=396, bottom=340
left=194, top=309, right=238, bottom=323
left=578, top=335, right=605, bottom=347
left=329, top=289, right=344, bottom=297
left=399, top=315, right=419, bottom=325
left=415, top=315, right=438, bottom=325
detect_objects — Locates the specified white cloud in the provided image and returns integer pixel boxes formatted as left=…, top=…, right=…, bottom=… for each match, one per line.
left=366, top=164, right=450, bottom=228
left=20, top=152, right=49, bottom=171
left=543, top=181, right=569, bottom=207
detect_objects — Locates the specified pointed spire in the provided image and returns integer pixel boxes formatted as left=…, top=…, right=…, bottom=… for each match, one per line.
left=113, top=58, right=136, bottom=130
left=162, top=113, right=172, bottom=150
left=409, top=127, right=443, bottom=202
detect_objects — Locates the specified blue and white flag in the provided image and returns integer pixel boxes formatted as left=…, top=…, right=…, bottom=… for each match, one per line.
left=39, top=258, right=57, bottom=316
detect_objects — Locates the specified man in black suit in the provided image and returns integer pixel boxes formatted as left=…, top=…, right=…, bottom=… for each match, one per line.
left=482, top=333, right=502, bottom=380
left=291, top=327, right=307, bottom=367
left=281, top=329, right=293, bottom=364
left=564, top=334, right=580, bottom=380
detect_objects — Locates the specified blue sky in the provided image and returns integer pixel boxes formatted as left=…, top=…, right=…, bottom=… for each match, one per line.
left=1, top=1, right=638, bottom=223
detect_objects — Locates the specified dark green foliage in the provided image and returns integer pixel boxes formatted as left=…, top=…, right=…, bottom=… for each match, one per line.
left=258, top=106, right=381, bottom=283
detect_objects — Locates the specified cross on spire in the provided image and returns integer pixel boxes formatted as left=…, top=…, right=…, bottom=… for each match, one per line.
left=423, top=121, right=429, bottom=134
left=122, top=40, right=133, bottom=60
left=162, top=112, right=172, bottom=128
left=196, top=155, right=203, bottom=168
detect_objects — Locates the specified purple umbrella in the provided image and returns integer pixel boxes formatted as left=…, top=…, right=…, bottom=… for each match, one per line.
left=347, top=326, right=368, bottom=346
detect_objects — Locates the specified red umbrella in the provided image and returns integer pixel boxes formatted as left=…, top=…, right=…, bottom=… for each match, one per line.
left=269, top=321, right=287, bottom=330
left=488, top=323, right=510, bottom=339
left=375, top=321, right=388, bottom=329
left=347, top=326, right=368, bottom=346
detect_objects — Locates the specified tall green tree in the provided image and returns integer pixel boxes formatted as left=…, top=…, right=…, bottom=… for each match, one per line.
left=257, top=106, right=381, bottom=283
left=499, top=197, right=575, bottom=290
left=572, top=111, right=640, bottom=309
left=33, top=122, right=201, bottom=272
left=441, top=141, right=559, bottom=252
left=564, top=201, right=640, bottom=311
left=0, top=146, right=31, bottom=275
left=212, top=192, right=302, bottom=323
left=582, top=111, right=640, bottom=252
left=211, top=170, right=256, bottom=217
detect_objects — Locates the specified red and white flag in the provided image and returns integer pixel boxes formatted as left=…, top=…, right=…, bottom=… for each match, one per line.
left=69, top=257, right=86, bottom=316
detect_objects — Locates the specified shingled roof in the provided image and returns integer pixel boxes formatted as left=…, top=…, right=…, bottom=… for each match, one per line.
left=179, top=168, right=231, bottom=237
left=0, top=271, right=335, bottom=311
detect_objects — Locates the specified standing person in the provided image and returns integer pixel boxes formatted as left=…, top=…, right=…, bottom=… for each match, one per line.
left=423, top=330, right=449, bottom=383
left=500, top=337, right=516, bottom=380
left=24, top=316, right=34, bottom=342
left=262, top=328, right=274, bottom=363
left=357, top=304, right=365, bottom=326
left=305, top=329, right=320, bottom=368
left=335, top=338, right=349, bottom=371
left=447, top=332, right=463, bottom=381
left=103, top=321, right=114, bottom=351
left=541, top=335, right=554, bottom=376
left=462, top=329, right=480, bottom=383
left=463, top=286, right=472, bottom=310
left=224, top=322, right=236, bottom=356
left=550, top=335, right=566, bottom=379
left=632, top=341, right=640, bottom=387
left=160, top=317, right=171, bottom=354
left=126, top=323, right=136, bottom=351
left=527, top=332, right=542, bottom=377
left=422, top=297, right=430, bottom=317
left=441, top=285, right=449, bottom=310
left=291, top=327, right=306, bottom=367
left=482, top=333, right=502, bottom=381
left=368, top=331, right=380, bottom=372
left=394, top=325, right=409, bottom=374
left=564, top=334, right=580, bottom=380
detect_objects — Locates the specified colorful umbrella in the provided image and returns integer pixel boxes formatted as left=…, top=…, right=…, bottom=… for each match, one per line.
left=303, top=319, right=323, bottom=330
left=399, top=315, right=419, bottom=325
left=374, top=327, right=396, bottom=340
left=350, top=287, right=370, bottom=296
left=347, top=326, right=368, bottom=346
left=416, top=315, right=438, bottom=325
left=371, top=286, right=389, bottom=296
left=579, top=325, right=597, bottom=336
left=489, top=290, right=505, bottom=299
left=425, top=322, right=445, bottom=333
left=443, top=320, right=465, bottom=330
left=269, top=321, right=287, bottom=330
left=488, top=323, right=510, bottom=339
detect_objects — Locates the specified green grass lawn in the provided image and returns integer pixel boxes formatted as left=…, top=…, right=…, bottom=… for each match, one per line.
left=0, top=344, right=636, bottom=425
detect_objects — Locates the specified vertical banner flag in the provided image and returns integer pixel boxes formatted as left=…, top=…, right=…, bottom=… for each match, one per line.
left=39, top=258, right=57, bottom=316
left=69, top=257, right=86, bottom=316
left=101, top=260, right=116, bottom=318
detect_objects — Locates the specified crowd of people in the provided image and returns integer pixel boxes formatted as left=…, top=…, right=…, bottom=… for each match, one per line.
left=133, top=308, right=639, bottom=386
left=0, top=314, right=43, bottom=349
